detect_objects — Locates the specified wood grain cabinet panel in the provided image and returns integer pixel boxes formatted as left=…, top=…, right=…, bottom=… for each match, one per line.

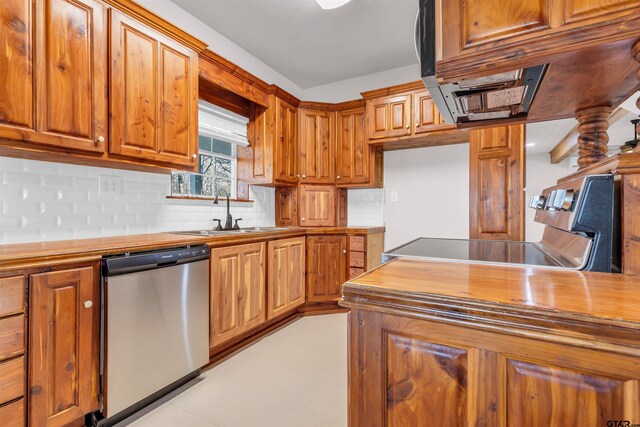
left=386, top=334, right=467, bottom=427
left=0, top=356, right=24, bottom=405
left=299, top=109, right=335, bottom=184
left=0, top=316, right=25, bottom=361
left=463, top=0, right=550, bottom=47
left=366, top=94, right=411, bottom=140
left=336, top=107, right=383, bottom=187
left=275, top=186, right=298, bottom=226
left=563, top=0, right=640, bottom=23
left=0, top=398, right=24, bottom=427
left=0, top=0, right=108, bottom=153
left=299, top=185, right=336, bottom=227
left=274, top=98, right=299, bottom=184
left=470, top=125, right=525, bottom=241
left=210, top=243, right=266, bottom=348
left=348, top=310, right=640, bottom=427
left=506, top=359, right=636, bottom=426
left=0, top=276, right=25, bottom=317
left=110, top=10, right=198, bottom=168
left=267, top=237, right=305, bottom=319
left=29, top=265, right=99, bottom=427
left=306, top=236, right=347, bottom=303
left=0, top=0, right=34, bottom=133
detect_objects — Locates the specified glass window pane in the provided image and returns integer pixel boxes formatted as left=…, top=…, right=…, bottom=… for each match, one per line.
left=199, top=154, right=215, bottom=175
left=214, top=157, right=232, bottom=178
left=189, top=174, right=213, bottom=197
left=214, top=178, right=232, bottom=197
left=211, top=139, right=233, bottom=156
left=198, top=135, right=212, bottom=152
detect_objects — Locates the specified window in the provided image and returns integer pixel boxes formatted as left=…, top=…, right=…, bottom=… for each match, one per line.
left=171, top=100, right=249, bottom=198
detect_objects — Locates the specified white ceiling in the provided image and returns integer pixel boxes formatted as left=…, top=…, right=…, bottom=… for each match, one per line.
left=171, top=0, right=420, bottom=88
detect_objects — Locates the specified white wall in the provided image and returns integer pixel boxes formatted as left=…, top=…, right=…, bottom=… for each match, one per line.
left=383, top=144, right=470, bottom=250
left=381, top=145, right=575, bottom=250
left=135, top=0, right=304, bottom=98
left=302, top=64, right=421, bottom=103
left=525, top=154, right=574, bottom=241
left=0, top=157, right=275, bottom=244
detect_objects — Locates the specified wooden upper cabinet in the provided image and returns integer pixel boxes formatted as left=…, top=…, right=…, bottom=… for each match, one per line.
left=366, top=94, right=411, bottom=140
left=110, top=10, right=198, bottom=168
left=306, top=235, right=347, bottom=303
left=336, top=107, right=384, bottom=187
left=299, top=184, right=336, bottom=227
left=29, top=265, right=100, bottom=427
left=274, top=97, right=299, bottom=184
left=267, top=237, right=306, bottom=319
left=210, top=243, right=266, bottom=348
left=0, top=0, right=108, bottom=153
left=299, top=108, right=335, bottom=184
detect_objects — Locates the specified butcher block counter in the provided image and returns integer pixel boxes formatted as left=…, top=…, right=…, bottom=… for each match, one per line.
left=340, top=258, right=640, bottom=427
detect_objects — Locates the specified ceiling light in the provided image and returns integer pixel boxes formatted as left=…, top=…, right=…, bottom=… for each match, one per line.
left=315, top=0, right=352, bottom=10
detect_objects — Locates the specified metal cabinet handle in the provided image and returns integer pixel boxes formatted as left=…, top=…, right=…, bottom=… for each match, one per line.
left=84, top=300, right=93, bottom=309
left=302, top=174, right=306, bottom=179
left=343, top=250, right=347, bottom=254
left=191, top=154, right=197, bottom=159
left=301, top=217, right=305, bottom=222
left=337, top=176, right=341, bottom=179
left=406, top=124, right=410, bottom=129
left=97, top=136, right=105, bottom=143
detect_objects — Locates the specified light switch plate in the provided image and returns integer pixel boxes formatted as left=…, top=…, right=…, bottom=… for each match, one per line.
left=390, top=191, right=398, bottom=202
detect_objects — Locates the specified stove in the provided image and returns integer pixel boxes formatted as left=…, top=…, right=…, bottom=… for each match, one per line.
left=382, top=174, right=619, bottom=272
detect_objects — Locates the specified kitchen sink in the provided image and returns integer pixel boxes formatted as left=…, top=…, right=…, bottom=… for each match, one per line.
left=173, top=227, right=295, bottom=237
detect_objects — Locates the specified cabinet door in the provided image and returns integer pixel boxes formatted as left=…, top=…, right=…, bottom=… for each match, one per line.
left=299, top=185, right=336, bottom=227
left=299, top=109, right=335, bottom=184
left=366, top=94, right=411, bottom=140
left=267, top=237, right=305, bottom=319
left=275, top=186, right=298, bottom=227
left=0, top=0, right=36, bottom=141
left=413, top=91, right=437, bottom=134
left=210, top=243, right=266, bottom=348
left=306, top=236, right=347, bottom=303
left=110, top=11, right=198, bottom=168
left=34, top=0, right=108, bottom=153
left=274, top=98, right=298, bottom=184
left=0, top=0, right=107, bottom=153
left=29, top=265, right=99, bottom=427
left=337, top=108, right=371, bottom=185
left=470, top=125, right=525, bottom=241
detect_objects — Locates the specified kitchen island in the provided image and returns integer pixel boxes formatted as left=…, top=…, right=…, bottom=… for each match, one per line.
left=340, top=258, right=640, bottom=427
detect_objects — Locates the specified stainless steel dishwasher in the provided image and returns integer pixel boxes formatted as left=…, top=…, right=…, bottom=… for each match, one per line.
left=99, top=245, right=210, bottom=425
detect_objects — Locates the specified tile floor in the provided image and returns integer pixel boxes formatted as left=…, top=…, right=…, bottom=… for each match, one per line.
left=118, top=313, right=348, bottom=427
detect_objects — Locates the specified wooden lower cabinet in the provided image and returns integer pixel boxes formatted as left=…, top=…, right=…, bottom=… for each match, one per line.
left=267, top=237, right=306, bottom=319
left=29, top=265, right=100, bottom=427
left=306, top=236, right=347, bottom=303
left=210, top=242, right=266, bottom=348
left=348, top=310, right=640, bottom=427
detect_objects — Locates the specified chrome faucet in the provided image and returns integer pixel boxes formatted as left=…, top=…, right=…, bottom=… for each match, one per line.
left=213, top=190, right=241, bottom=230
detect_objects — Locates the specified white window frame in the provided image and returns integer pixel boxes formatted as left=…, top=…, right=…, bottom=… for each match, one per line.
left=199, top=145, right=237, bottom=199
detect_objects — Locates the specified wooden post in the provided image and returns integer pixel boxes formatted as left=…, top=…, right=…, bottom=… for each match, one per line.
left=575, top=106, right=611, bottom=169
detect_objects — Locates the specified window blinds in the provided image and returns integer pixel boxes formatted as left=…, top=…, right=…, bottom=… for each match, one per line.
left=198, top=100, right=249, bottom=146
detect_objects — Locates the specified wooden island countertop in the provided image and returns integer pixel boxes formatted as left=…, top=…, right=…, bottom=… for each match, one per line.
left=341, top=257, right=640, bottom=329
left=341, top=258, right=640, bottom=426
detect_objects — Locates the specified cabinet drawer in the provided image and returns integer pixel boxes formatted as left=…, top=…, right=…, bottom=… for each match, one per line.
left=0, top=316, right=25, bottom=361
left=349, top=236, right=365, bottom=252
left=350, top=251, right=365, bottom=268
left=0, top=398, right=24, bottom=427
left=0, top=277, right=24, bottom=318
left=350, top=267, right=365, bottom=279
left=0, top=357, right=23, bottom=405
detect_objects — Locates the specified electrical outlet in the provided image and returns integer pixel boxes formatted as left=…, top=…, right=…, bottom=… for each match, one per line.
left=390, top=191, right=398, bottom=202
left=99, top=175, right=123, bottom=198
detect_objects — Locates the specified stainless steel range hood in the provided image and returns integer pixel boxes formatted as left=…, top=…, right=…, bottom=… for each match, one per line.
left=416, top=0, right=548, bottom=125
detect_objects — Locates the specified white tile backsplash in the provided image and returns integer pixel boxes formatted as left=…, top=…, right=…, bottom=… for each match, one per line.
left=347, top=188, right=384, bottom=227
left=0, top=157, right=275, bottom=244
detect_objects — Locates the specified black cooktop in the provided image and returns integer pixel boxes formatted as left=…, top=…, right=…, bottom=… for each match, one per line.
left=382, top=238, right=562, bottom=267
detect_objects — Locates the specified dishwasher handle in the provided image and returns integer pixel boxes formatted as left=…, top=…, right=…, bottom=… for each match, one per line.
left=103, top=245, right=210, bottom=277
